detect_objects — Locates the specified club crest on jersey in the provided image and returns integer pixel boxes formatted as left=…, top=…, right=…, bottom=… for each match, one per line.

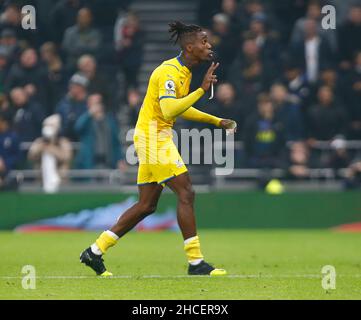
left=165, top=80, right=176, bottom=95
left=175, top=159, right=184, bottom=168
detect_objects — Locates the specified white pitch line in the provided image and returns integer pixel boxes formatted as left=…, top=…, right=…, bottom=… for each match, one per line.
left=2, top=274, right=361, bottom=280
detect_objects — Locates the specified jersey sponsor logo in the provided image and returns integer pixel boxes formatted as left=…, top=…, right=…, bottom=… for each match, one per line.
left=165, top=80, right=176, bottom=95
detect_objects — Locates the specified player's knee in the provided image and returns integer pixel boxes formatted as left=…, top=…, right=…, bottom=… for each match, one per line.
left=178, top=187, right=195, bottom=205
left=138, top=202, right=157, bottom=216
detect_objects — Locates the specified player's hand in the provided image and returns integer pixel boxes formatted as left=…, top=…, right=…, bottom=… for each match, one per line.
left=219, top=119, right=237, bottom=135
left=201, top=62, right=219, bottom=92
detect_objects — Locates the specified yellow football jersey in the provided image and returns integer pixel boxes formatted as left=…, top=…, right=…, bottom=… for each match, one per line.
left=133, top=55, right=191, bottom=184
left=135, top=55, right=192, bottom=138
left=132, top=55, right=222, bottom=185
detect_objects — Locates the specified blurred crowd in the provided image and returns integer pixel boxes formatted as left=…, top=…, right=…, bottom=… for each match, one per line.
left=191, top=0, right=361, bottom=187
left=0, top=0, right=137, bottom=190
left=0, top=0, right=361, bottom=191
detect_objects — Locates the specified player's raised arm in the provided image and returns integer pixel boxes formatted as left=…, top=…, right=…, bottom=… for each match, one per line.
left=159, top=88, right=205, bottom=121
left=180, top=106, right=237, bottom=135
left=159, top=62, right=219, bottom=120
left=180, top=106, right=222, bottom=127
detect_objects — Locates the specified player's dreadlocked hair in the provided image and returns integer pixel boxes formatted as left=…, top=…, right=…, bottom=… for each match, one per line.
left=168, top=21, right=202, bottom=46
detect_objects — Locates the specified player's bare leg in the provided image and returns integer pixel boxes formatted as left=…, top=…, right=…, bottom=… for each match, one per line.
left=166, top=172, right=196, bottom=240
left=80, top=183, right=163, bottom=276
left=166, top=172, right=226, bottom=275
left=110, top=183, right=164, bottom=237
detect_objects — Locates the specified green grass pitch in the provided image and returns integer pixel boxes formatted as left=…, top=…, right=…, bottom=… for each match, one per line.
left=1, top=230, right=361, bottom=300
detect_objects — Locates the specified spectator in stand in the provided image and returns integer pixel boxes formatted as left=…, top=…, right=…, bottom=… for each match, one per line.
left=242, top=13, right=281, bottom=71
left=338, top=4, right=361, bottom=71
left=307, top=85, right=348, bottom=144
left=279, top=60, right=311, bottom=111
left=0, top=4, right=21, bottom=32
left=289, top=18, right=335, bottom=85
left=114, top=11, right=144, bottom=89
left=210, top=13, right=238, bottom=80
left=0, top=4, right=21, bottom=38
left=287, top=141, right=311, bottom=179
left=28, top=114, right=72, bottom=193
left=344, top=51, right=361, bottom=139
left=0, top=3, right=39, bottom=47
left=119, top=87, right=142, bottom=131
left=5, top=47, right=49, bottom=112
left=0, top=47, right=9, bottom=94
left=10, top=87, right=45, bottom=142
left=290, top=0, right=337, bottom=53
left=208, top=82, right=243, bottom=136
left=0, top=94, right=10, bottom=113
left=239, top=0, right=282, bottom=36
left=113, top=9, right=128, bottom=47
left=50, top=0, right=84, bottom=44
left=220, top=0, right=242, bottom=37
left=0, top=111, right=20, bottom=191
left=77, top=54, right=110, bottom=107
left=243, top=93, right=286, bottom=169
left=316, top=65, right=345, bottom=105
left=270, top=83, right=304, bottom=141
left=62, top=7, right=102, bottom=72
left=0, top=28, right=20, bottom=65
left=228, top=39, right=274, bottom=105
left=74, top=93, right=124, bottom=170
left=40, top=42, right=67, bottom=114
left=55, top=73, right=88, bottom=141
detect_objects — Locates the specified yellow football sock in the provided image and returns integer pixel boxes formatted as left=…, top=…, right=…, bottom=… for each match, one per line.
left=95, top=231, right=117, bottom=254
left=184, top=235, right=204, bottom=264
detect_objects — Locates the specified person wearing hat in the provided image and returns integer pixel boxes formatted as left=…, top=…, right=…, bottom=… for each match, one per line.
left=55, top=73, right=88, bottom=141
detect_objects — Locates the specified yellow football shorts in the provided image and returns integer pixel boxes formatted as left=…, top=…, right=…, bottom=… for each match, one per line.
left=134, top=136, right=188, bottom=186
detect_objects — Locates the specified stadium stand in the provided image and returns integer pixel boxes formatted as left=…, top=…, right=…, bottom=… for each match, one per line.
left=0, top=0, right=361, bottom=192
